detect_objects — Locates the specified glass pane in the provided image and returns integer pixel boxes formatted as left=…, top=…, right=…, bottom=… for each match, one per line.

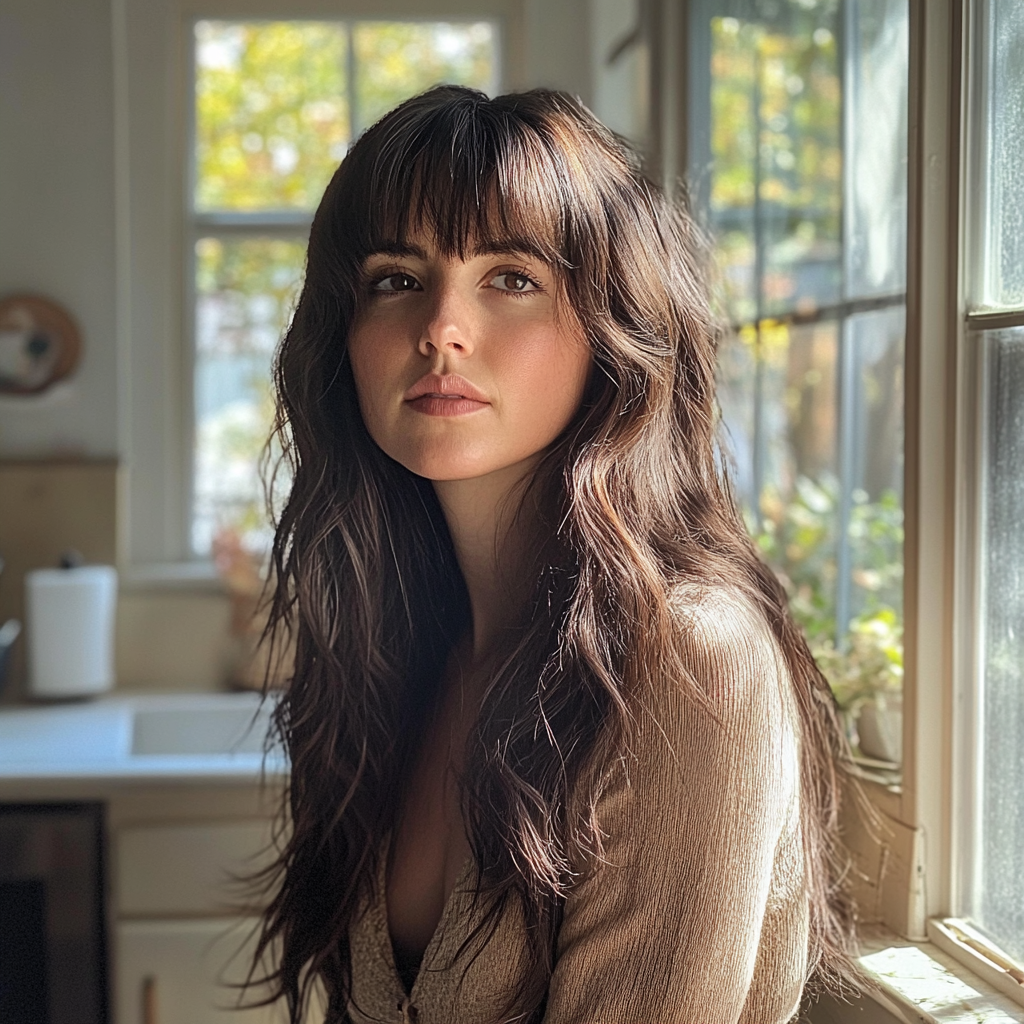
left=717, top=327, right=758, bottom=508
left=720, top=320, right=841, bottom=642
left=828, top=308, right=905, bottom=730
left=709, top=7, right=842, bottom=324
left=842, top=306, right=904, bottom=626
left=844, top=0, right=909, bottom=299
left=192, top=237, right=305, bottom=555
left=353, top=22, right=497, bottom=135
left=976, top=327, right=1024, bottom=961
left=977, top=1, right=1024, bottom=309
left=194, top=21, right=350, bottom=211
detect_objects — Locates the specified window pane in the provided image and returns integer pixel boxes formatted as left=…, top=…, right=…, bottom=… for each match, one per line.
left=844, top=0, right=909, bottom=299
left=977, top=1, right=1024, bottom=309
left=720, top=320, right=840, bottom=641
left=192, top=237, right=304, bottom=555
left=703, top=1, right=907, bottom=754
left=709, top=8, right=842, bottom=324
left=353, top=22, right=497, bottom=134
left=976, top=327, right=1024, bottom=962
left=841, top=307, right=904, bottom=627
left=194, top=21, right=350, bottom=211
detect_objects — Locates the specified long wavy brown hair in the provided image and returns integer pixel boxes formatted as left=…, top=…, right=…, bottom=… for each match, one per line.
left=255, top=85, right=854, bottom=1023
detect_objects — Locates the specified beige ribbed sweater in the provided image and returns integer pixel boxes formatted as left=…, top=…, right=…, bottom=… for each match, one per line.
left=348, top=588, right=809, bottom=1024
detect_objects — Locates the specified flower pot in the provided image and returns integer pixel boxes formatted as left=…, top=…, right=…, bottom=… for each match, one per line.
left=856, top=693, right=903, bottom=763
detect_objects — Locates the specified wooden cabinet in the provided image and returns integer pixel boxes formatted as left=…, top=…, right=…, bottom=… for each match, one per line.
left=113, top=820, right=297, bottom=1024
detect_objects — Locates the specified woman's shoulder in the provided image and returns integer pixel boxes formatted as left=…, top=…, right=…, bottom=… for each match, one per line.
left=663, top=579, right=791, bottom=705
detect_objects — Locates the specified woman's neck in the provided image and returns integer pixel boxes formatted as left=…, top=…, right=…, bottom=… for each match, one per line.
left=432, top=458, right=541, bottom=665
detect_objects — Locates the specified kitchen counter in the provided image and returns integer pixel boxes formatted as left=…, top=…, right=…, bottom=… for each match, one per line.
left=0, top=690, right=287, bottom=786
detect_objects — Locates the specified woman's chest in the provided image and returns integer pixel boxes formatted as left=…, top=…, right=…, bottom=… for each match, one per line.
left=386, top=659, right=480, bottom=972
left=350, top=857, right=532, bottom=1024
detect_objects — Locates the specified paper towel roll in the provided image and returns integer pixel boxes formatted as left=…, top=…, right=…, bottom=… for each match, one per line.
left=26, top=565, right=117, bottom=699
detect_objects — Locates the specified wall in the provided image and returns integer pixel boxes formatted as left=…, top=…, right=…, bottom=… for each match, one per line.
left=0, top=0, right=119, bottom=458
left=0, top=0, right=594, bottom=693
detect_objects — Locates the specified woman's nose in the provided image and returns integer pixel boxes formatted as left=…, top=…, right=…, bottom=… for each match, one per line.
left=417, top=287, right=475, bottom=358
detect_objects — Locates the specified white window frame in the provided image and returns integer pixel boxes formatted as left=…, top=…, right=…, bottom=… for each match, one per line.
left=931, top=0, right=1024, bottom=1007
left=113, top=0, right=524, bottom=584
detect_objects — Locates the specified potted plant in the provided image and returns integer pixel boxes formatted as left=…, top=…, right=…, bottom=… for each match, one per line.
left=812, top=608, right=904, bottom=764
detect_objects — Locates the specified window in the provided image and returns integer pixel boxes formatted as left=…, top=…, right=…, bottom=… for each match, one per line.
left=688, top=0, right=908, bottom=764
left=189, top=19, right=499, bottom=555
left=955, top=0, right=1024, bottom=979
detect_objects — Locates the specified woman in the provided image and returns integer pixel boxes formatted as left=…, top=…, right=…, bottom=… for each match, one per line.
left=256, top=85, right=855, bottom=1024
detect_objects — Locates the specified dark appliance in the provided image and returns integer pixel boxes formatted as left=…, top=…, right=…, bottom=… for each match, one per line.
left=0, top=803, right=108, bottom=1024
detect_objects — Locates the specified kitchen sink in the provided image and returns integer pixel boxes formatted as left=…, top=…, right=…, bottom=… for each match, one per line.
left=0, top=691, right=286, bottom=781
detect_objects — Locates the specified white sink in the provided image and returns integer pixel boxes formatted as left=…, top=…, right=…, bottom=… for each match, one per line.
left=131, top=700, right=274, bottom=756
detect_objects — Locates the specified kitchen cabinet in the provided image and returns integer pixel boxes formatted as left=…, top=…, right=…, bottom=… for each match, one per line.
left=113, top=819, right=298, bottom=1024
left=116, top=918, right=287, bottom=1024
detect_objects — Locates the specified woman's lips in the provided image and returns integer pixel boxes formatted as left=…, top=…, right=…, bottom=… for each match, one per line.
left=404, top=373, right=490, bottom=416
left=406, top=394, right=489, bottom=416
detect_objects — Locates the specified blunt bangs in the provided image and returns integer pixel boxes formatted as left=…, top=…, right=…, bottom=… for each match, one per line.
left=326, top=86, right=619, bottom=275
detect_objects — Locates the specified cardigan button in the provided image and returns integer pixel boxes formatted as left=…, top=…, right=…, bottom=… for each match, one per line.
left=398, top=996, right=419, bottom=1022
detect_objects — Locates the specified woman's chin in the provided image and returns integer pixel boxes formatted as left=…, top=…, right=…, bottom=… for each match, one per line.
left=394, top=447, right=499, bottom=483
left=393, top=445, right=536, bottom=486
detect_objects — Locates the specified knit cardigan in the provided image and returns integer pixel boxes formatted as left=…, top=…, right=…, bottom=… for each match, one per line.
left=346, top=587, right=810, bottom=1024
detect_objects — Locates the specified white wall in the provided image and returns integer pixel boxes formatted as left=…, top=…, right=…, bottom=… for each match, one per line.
left=589, top=0, right=646, bottom=142
left=0, top=0, right=119, bottom=457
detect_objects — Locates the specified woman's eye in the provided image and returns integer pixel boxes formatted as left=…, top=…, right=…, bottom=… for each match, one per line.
left=373, top=273, right=421, bottom=293
left=491, top=272, right=539, bottom=293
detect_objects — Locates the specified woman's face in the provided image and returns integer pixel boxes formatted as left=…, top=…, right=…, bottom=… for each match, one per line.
left=348, top=229, right=591, bottom=483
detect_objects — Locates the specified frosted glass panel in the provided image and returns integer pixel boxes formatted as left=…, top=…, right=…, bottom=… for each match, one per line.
left=980, top=1, right=1024, bottom=308
left=977, top=327, right=1024, bottom=961
left=844, top=0, right=908, bottom=299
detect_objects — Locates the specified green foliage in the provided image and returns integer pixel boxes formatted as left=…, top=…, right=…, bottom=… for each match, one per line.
left=814, top=607, right=903, bottom=713
left=753, top=473, right=905, bottom=710
left=354, top=22, right=494, bottom=132
left=195, top=21, right=349, bottom=210
left=709, top=14, right=842, bottom=324
left=194, top=20, right=495, bottom=212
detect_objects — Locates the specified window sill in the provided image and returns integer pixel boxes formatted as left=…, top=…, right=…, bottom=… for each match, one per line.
left=850, top=924, right=1024, bottom=1023
left=120, top=561, right=227, bottom=593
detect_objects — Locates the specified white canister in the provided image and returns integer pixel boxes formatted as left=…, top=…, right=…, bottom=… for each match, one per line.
left=26, top=565, right=117, bottom=699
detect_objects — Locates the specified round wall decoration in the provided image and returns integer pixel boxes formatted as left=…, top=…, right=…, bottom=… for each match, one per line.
left=0, top=294, right=82, bottom=394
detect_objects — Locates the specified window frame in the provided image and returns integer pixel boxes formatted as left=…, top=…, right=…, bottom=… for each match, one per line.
left=937, top=0, right=1024, bottom=1001
left=114, top=0, right=524, bottom=583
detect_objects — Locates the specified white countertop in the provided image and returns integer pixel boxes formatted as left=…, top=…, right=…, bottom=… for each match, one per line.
left=0, top=690, right=288, bottom=783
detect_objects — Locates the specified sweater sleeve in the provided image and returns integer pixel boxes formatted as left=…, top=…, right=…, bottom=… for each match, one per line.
left=542, top=591, right=809, bottom=1024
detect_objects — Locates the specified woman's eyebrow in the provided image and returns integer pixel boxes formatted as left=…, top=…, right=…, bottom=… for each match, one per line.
left=363, top=242, right=429, bottom=262
left=469, top=238, right=550, bottom=263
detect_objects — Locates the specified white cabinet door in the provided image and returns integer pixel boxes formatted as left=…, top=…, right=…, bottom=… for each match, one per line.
left=115, top=919, right=291, bottom=1024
